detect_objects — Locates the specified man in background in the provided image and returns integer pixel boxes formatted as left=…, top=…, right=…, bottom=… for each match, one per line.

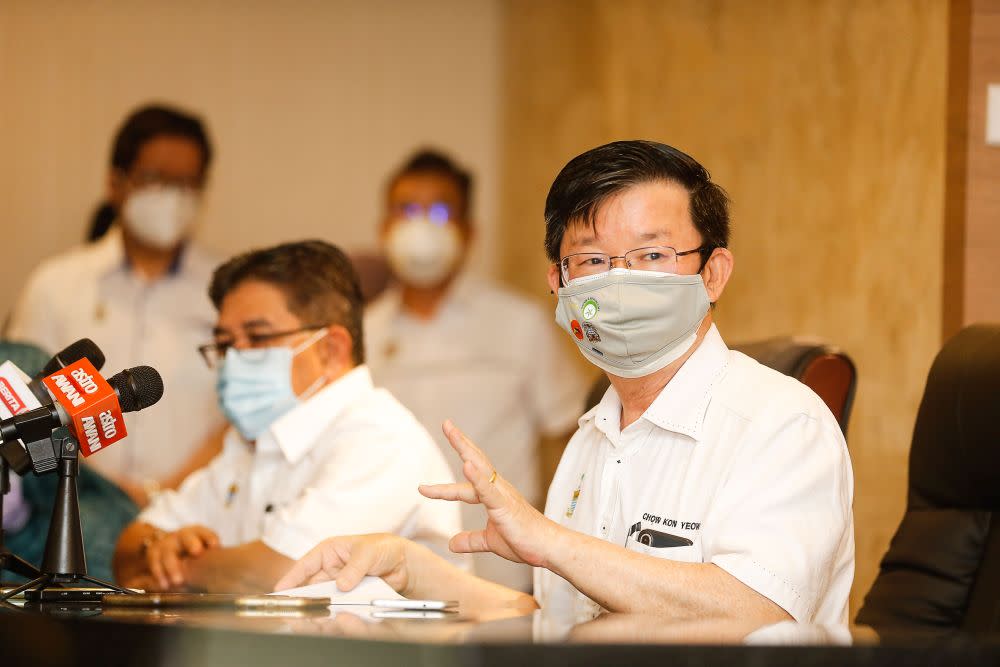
left=6, top=104, right=225, bottom=507
left=364, top=149, right=588, bottom=591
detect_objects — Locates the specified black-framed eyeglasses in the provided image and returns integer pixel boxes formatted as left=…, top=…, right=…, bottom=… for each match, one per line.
left=198, top=324, right=328, bottom=369
left=559, top=244, right=710, bottom=283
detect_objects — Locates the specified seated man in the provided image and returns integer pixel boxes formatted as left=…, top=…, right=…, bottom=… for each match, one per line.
left=113, top=241, right=461, bottom=592
left=276, top=141, right=855, bottom=626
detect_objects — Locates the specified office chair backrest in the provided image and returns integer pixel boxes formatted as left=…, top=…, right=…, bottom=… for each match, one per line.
left=730, top=337, right=856, bottom=434
left=856, top=324, right=1000, bottom=634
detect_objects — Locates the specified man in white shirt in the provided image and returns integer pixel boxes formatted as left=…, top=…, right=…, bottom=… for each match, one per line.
left=365, top=150, right=587, bottom=591
left=6, top=105, right=225, bottom=507
left=277, top=141, right=855, bottom=627
left=113, top=240, right=460, bottom=593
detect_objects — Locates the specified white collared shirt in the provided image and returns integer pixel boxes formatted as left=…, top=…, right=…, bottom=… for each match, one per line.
left=535, top=325, right=855, bottom=625
left=6, top=228, right=223, bottom=486
left=139, top=366, right=463, bottom=563
left=365, top=274, right=589, bottom=590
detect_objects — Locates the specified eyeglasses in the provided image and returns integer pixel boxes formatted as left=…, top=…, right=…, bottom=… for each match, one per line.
left=126, top=169, right=204, bottom=192
left=388, top=202, right=454, bottom=224
left=198, top=325, right=328, bottom=368
left=559, top=245, right=709, bottom=283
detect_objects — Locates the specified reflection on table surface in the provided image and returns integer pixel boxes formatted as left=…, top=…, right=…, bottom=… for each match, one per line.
left=0, top=596, right=883, bottom=647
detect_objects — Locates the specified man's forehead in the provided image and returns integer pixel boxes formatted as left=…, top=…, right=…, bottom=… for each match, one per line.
left=560, top=181, right=693, bottom=250
left=563, top=220, right=671, bottom=245
left=216, top=281, right=300, bottom=328
left=389, top=172, right=462, bottom=202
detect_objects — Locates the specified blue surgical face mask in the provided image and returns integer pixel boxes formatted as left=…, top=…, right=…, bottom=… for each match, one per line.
left=217, top=329, right=328, bottom=441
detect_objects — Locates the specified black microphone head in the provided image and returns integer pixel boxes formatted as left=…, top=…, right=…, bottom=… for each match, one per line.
left=108, top=366, right=165, bottom=413
left=41, top=338, right=106, bottom=376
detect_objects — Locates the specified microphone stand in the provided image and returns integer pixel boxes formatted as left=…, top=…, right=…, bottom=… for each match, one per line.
left=0, top=456, right=41, bottom=583
left=0, top=428, right=131, bottom=601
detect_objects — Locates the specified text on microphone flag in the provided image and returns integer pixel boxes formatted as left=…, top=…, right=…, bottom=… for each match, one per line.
left=41, top=357, right=127, bottom=456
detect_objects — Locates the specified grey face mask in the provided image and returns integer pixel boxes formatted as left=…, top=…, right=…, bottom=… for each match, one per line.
left=555, top=269, right=710, bottom=378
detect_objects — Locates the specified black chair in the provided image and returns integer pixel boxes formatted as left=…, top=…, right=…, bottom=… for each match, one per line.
left=584, top=336, right=857, bottom=436
left=856, top=324, right=1000, bottom=635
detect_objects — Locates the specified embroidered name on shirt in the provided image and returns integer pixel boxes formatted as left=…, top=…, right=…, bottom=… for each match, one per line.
left=641, top=512, right=701, bottom=531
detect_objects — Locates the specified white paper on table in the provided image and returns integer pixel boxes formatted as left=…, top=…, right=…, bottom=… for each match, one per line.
left=270, top=576, right=404, bottom=605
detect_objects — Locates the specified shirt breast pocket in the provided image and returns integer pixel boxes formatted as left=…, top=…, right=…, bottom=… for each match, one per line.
left=625, top=538, right=703, bottom=564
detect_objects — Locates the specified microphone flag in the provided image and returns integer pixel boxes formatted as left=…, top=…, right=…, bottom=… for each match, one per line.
left=0, top=361, right=41, bottom=419
left=41, top=358, right=127, bottom=456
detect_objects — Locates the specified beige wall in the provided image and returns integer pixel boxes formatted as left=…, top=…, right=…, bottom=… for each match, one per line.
left=501, top=0, right=948, bottom=615
left=0, top=0, right=501, bottom=320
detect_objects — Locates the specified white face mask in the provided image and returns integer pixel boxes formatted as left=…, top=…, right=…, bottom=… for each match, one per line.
left=384, top=216, right=462, bottom=288
left=122, top=186, right=199, bottom=249
left=555, top=268, right=710, bottom=378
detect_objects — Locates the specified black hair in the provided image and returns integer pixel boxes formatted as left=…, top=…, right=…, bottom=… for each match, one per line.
left=87, top=103, right=213, bottom=242
left=543, top=140, right=730, bottom=267
left=87, top=203, right=117, bottom=242
left=209, top=240, right=366, bottom=365
left=110, top=103, right=213, bottom=174
left=386, top=148, right=473, bottom=220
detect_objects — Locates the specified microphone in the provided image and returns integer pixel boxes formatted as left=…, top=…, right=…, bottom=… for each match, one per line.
left=37, top=338, right=106, bottom=379
left=0, top=361, right=164, bottom=475
left=28, top=338, right=106, bottom=407
left=0, top=339, right=106, bottom=419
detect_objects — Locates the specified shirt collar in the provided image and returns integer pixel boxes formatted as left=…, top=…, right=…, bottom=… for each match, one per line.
left=579, top=324, right=730, bottom=444
left=97, top=224, right=195, bottom=279
left=382, top=270, right=479, bottom=323
left=641, top=323, right=730, bottom=441
left=264, top=365, right=374, bottom=464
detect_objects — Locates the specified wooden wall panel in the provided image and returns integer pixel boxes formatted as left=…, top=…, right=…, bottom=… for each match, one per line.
left=963, top=0, right=1000, bottom=324
left=501, top=0, right=948, bottom=615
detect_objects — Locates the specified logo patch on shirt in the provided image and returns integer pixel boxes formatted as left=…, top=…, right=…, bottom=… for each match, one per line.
left=582, top=322, right=601, bottom=342
left=225, top=482, right=239, bottom=507
left=581, top=298, right=599, bottom=320
left=565, top=474, right=585, bottom=517
left=570, top=320, right=585, bottom=340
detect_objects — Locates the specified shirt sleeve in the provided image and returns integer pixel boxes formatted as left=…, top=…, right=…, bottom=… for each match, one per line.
left=261, top=427, right=439, bottom=560
left=138, top=455, right=226, bottom=533
left=701, top=408, right=853, bottom=623
left=524, top=306, right=593, bottom=437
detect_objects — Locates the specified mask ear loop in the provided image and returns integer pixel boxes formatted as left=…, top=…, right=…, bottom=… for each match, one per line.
left=292, top=328, right=331, bottom=401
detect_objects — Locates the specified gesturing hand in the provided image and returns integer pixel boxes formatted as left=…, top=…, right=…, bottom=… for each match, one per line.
left=418, top=420, right=563, bottom=569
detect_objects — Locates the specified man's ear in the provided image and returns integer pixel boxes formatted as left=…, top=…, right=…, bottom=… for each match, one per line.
left=547, top=264, right=561, bottom=294
left=378, top=217, right=393, bottom=244
left=321, top=325, right=355, bottom=377
left=700, top=248, right=734, bottom=303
